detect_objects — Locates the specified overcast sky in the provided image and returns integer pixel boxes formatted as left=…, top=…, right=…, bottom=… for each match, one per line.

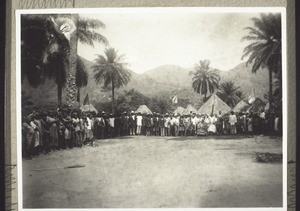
left=77, top=10, right=262, bottom=74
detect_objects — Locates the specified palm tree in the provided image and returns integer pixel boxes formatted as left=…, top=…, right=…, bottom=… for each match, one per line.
left=22, top=14, right=68, bottom=106
left=76, top=56, right=88, bottom=103
left=241, top=13, right=281, bottom=111
left=189, top=60, right=220, bottom=102
left=50, top=14, right=109, bottom=108
left=21, top=15, right=90, bottom=107
left=216, top=81, right=245, bottom=108
left=93, top=48, right=131, bottom=113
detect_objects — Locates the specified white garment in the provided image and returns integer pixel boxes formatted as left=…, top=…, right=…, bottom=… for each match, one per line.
left=30, top=121, right=37, bottom=130
left=204, top=117, right=210, bottom=124
left=207, top=116, right=217, bottom=133
left=164, top=117, right=170, bottom=127
left=109, top=117, right=115, bottom=127
left=86, top=117, right=92, bottom=130
left=229, top=114, right=237, bottom=125
left=174, top=117, right=180, bottom=126
left=260, top=112, right=266, bottom=119
left=274, top=117, right=279, bottom=131
left=136, top=115, right=143, bottom=126
left=191, top=117, right=198, bottom=125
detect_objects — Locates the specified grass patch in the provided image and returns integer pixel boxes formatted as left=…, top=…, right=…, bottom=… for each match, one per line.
left=253, top=152, right=282, bottom=163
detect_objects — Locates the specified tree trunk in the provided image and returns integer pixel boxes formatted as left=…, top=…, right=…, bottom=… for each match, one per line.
left=269, top=69, right=273, bottom=111
left=111, top=76, right=115, bottom=113
left=57, top=83, right=62, bottom=107
left=77, top=87, right=80, bottom=104
left=204, top=93, right=207, bottom=102
left=66, top=14, right=79, bottom=108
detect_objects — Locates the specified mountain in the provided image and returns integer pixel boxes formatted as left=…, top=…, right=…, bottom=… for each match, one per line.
left=22, top=57, right=270, bottom=108
left=141, top=62, right=269, bottom=100
left=143, top=64, right=192, bottom=87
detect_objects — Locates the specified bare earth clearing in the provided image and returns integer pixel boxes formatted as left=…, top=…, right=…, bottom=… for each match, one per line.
left=23, top=135, right=282, bottom=208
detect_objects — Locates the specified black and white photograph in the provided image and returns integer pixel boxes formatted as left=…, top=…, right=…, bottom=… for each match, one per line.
left=17, top=7, right=286, bottom=209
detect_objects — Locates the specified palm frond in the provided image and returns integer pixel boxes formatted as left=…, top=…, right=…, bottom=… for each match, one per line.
left=78, top=17, right=106, bottom=30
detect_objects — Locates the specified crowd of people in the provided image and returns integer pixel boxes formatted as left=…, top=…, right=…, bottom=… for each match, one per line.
left=22, top=107, right=282, bottom=159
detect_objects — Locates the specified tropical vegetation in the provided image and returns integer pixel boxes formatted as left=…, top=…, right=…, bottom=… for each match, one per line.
left=189, top=60, right=220, bottom=102
left=242, top=13, right=282, bottom=111
left=21, top=14, right=108, bottom=107
left=93, top=48, right=131, bottom=113
left=50, top=14, right=109, bottom=107
left=216, top=81, right=245, bottom=108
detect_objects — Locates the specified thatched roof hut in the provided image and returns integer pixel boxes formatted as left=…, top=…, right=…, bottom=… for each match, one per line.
left=198, top=94, right=231, bottom=115
left=245, top=98, right=266, bottom=113
left=80, top=104, right=98, bottom=114
left=135, top=105, right=153, bottom=115
left=173, top=106, right=185, bottom=115
left=233, top=100, right=250, bottom=113
left=182, top=104, right=198, bottom=115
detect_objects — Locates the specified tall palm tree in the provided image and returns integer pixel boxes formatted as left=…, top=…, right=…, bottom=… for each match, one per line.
left=50, top=14, right=109, bottom=108
left=242, top=13, right=281, bottom=111
left=21, top=15, right=90, bottom=107
left=76, top=56, right=88, bottom=104
left=93, top=48, right=131, bottom=113
left=216, top=81, right=245, bottom=108
left=189, top=60, right=220, bottom=102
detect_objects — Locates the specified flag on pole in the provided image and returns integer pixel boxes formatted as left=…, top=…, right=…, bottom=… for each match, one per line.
left=248, top=85, right=256, bottom=104
left=83, top=93, right=90, bottom=106
left=172, top=95, right=178, bottom=104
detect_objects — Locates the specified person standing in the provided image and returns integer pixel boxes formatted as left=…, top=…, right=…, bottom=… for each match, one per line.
left=159, top=114, right=165, bottom=136
left=145, top=114, right=151, bottom=136
left=129, top=111, right=137, bottom=135
left=136, top=112, right=143, bottom=135
left=22, top=115, right=36, bottom=158
left=153, top=113, right=160, bottom=136
left=108, top=114, right=115, bottom=137
left=190, top=113, right=198, bottom=136
left=174, top=114, right=180, bottom=136
left=72, top=113, right=81, bottom=147
left=259, top=109, right=266, bottom=135
left=178, top=115, right=185, bottom=136
left=164, top=114, right=171, bottom=136
left=216, top=112, right=224, bottom=135
left=247, top=112, right=253, bottom=136
left=229, top=111, right=237, bottom=134
left=183, top=115, right=190, bottom=136
left=33, top=113, right=43, bottom=153
left=85, top=114, right=94, bottom=145
left=207, top=114, right=217, bottom=135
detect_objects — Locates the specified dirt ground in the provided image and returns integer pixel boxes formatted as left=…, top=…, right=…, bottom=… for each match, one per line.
left=22, top=135, right=283, bottom=208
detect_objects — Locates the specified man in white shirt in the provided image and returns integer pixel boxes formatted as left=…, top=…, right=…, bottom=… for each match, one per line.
left=229, top=111, right=237, bottom=134
left=136, top=112, right=143, bottom=135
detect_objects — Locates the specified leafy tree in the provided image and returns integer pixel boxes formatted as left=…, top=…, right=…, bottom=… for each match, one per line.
left=263, top=74, right=282, bottom=111
left=149, top=95, right=173, bottom=114
left=21, top=14, right=68, bottom=88
left=216, top=81, right=245, bottom=108
left=93, top=48, right=131, bottom=113
left=189, top=60, right=220, bottom=102
left=242, top=13, right=281, bottom=111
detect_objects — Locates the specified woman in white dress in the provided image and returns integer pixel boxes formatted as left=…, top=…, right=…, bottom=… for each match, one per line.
left=207, top=114, right=217, bottom=134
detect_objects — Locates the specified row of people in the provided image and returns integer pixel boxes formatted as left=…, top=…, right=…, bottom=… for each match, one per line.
left=22, top=108, right=282, bottom=158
